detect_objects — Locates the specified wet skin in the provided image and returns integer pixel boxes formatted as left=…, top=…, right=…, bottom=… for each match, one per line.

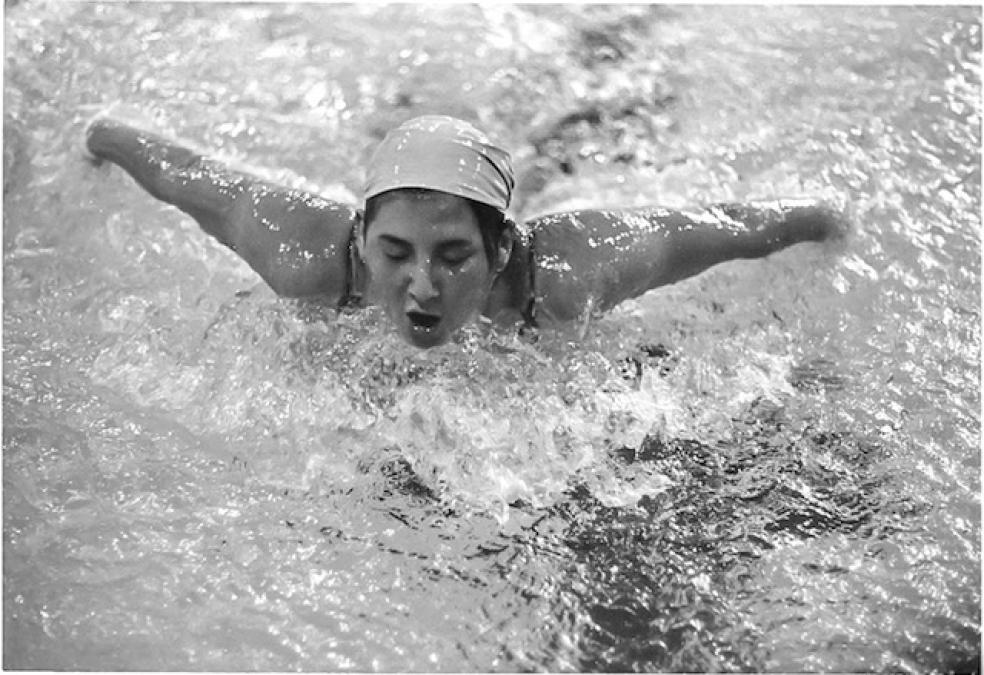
left=84, top=118, right=849, bottom=348
left=361, top=192, right=505, bottom=348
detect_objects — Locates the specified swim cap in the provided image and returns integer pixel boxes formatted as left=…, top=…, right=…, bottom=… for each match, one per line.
left=363, top=115, right=514, bottom=212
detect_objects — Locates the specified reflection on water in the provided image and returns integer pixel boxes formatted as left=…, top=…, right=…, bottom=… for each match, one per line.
left=3, top=3, right=980, bottom=672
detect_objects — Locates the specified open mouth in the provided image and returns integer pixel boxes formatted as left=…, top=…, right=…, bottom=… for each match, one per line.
left=407, top=310, right=441, bottom=331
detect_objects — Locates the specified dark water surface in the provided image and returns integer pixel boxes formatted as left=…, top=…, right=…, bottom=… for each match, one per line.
left=3, top=4, right=980, bottom=672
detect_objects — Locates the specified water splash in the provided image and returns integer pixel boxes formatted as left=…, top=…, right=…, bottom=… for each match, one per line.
left=4, top=3, right=979, bottom=672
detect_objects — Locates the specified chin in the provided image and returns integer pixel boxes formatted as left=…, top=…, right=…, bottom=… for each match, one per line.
left=400, top=324, right=452, bottom=349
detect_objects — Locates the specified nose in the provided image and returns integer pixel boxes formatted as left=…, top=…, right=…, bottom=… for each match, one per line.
left=408, top=261, right=439, bottom=303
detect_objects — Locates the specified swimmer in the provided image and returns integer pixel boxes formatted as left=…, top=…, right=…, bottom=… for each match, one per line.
left=83, top=112, right=848, bottom=348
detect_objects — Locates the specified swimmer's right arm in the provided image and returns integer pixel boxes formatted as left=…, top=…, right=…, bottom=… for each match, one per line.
left=85, top=118, right=359, bottom=302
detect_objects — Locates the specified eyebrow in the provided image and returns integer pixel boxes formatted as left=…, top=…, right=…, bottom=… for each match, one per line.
left=376, top=234, right=476, bottom=250
left=436, top=239, right=478, bottom=251
left=377, top=234, right=411, bottom=246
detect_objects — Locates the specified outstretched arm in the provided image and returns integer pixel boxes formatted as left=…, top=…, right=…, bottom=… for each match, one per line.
left=85, top=117, right=359, bottom=301
left=526, top=199, right=848, bottom=322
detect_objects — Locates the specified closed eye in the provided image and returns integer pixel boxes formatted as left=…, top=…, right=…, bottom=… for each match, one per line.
left=440, top=250, right=473, bottom=266
left=378, top=237, right=411, bottom=262
left=438, top=244, right=477, bottom=266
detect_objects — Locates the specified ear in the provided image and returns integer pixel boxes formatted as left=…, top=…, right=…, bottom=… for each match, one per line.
left=494, top=221, right=516, bottom=275
left=353, top=209, right=367, bottom=262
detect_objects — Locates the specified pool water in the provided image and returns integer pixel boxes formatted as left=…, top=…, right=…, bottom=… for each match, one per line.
left=3, top=3, right=980, bottom=672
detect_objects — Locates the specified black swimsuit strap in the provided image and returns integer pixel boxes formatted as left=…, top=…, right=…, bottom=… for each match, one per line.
left=341, top=221, right=364, bottom=309
left=521, top=230, right=538, bottom=327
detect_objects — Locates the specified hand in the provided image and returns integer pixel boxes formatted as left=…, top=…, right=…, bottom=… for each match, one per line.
left=809, top=197, right=854, bottom=248
left=79, top=102, right=162, bottom=164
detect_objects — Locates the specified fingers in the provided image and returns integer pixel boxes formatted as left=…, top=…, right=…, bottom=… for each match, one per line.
left=811, top=198, right=853, bottom=242
left=82, top=101, right=159, bottom=132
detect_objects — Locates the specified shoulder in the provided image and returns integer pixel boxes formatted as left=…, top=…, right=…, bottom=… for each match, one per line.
left=232, top=187, right=361, bottom=301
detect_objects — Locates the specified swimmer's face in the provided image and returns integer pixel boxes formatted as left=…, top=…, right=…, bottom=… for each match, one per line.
left=363, top=191, right=497, bottom=348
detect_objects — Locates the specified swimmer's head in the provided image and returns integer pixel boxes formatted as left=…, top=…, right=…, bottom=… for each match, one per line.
left=360, top=116, right=515, bottom=348
left=363, top=115, right=514, bottom=212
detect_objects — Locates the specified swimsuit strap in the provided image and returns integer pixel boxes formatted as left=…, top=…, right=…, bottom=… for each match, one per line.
left=340, top=220, right=364, bottom=309
left=521, top=230, right=538, bottom=327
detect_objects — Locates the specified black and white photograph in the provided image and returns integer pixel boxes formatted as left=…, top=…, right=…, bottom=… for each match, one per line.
left=3, top=3, right=980, bottom=671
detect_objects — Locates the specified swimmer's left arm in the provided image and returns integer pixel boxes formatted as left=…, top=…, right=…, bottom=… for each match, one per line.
left=528, top=199, right=848, bottom=322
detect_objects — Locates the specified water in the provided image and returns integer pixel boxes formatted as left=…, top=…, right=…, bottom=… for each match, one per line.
left=3, top=3, right=980, bottom=671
